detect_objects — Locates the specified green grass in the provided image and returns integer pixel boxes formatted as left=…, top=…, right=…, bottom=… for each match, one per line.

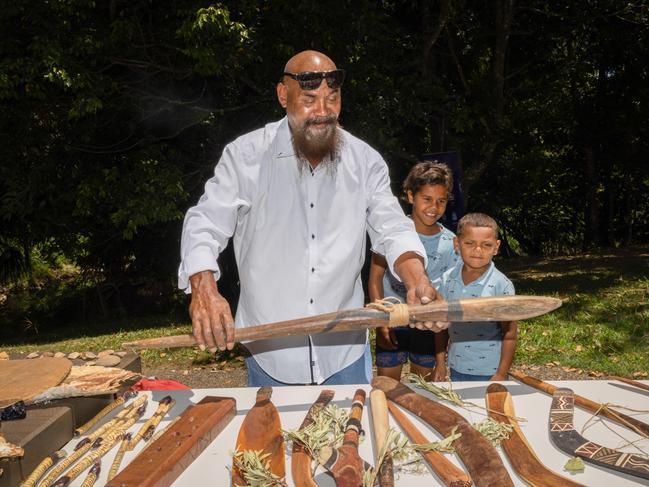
left=1, top=246, right=648, bottom=376
left=500, top=247, right=649, bottom=377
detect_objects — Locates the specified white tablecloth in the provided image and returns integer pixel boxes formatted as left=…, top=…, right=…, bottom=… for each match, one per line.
left=58, top=380, right=649, bottom=486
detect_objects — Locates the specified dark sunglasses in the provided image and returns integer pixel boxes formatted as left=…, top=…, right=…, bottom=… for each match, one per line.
left=282, top=69, right=346, bottom=91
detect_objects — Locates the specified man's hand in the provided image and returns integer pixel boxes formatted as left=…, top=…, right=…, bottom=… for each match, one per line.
left=376, top=326, right=398, bottom=350
left=393, top=253, right=446, bottom=332
left=188, top=271, right=235, bottom=352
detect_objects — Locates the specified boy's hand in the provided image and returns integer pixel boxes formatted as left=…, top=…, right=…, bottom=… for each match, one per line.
left=490, top=371, right=508, bottom=381
left=432, top=363, right=447, bottom=382
left=376, top=326, right=398, bottom=350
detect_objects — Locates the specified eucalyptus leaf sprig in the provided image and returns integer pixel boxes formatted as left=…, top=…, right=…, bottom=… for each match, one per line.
left=405, top=373, right=526, bottom=423
left=472, top=418, right=514, bottom=447
left=232, top=449, right=287, bottom=487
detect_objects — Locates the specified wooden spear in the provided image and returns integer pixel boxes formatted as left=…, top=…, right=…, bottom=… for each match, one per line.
left=124, top=295, right=561, bottom=350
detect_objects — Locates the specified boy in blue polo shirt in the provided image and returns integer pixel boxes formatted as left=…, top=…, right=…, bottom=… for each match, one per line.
left=437, top=213, right=517, bottom=381
left=368, top=161, right=460, bottom=382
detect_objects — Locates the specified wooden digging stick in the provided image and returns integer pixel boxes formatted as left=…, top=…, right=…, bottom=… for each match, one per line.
left=611, top=375, right=649, bottom=394
left=369, top=389, right=394, bottom=487
left=106, top=397, right=236, bottom=487
left=485, top=383, right=585, bottom=487
left=292, top=389, right=335, bottom=487
left=372, top=376, right=514, bottom=487
left=510, top=370, right=649, bottom=438
left=386, top=402, right=471, bottom=487
left=232, top=387, right=285, bottom=486
left=318, top=389, right=371, bottom=487
left=123, top=295, right=562, bottom=350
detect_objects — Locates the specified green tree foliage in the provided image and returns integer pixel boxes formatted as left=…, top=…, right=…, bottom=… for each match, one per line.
left=1, top=0, right=648, bottom=302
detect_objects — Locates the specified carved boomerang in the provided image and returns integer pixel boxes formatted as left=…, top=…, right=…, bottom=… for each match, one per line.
left=124, top=295, right=561, bottom=350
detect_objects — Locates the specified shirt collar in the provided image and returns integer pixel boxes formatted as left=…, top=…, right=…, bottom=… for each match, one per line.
left=449, top=261, right=495, bottom=287
left=274, top=117, right=295, bottom=158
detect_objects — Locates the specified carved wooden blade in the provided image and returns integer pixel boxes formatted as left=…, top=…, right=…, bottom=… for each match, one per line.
left=510, top=370, right=649, bottom=438
left=106, top=396, right=236, bottom=487
left=292, top=389, right=335, bottom=487
left=372, top=376, right=514, bottom=487
left=485, top=383, right=585, bottom=487
left=386, top=402, right=471, bottom=487
left=549, top=387, right=649, bottom=481
left=124, top=295, right=561, bottom=350
left=232, top=387, right=285, bottom=486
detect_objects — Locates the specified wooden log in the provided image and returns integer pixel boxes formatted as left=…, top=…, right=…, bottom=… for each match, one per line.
left=549, top=387, right=649, bottom=481
left=106, top=396, right=236, bottom=487
left=485, top=383, right=585, bottom=487
left=369, top=389, right=394, bottom=487
left=232, top=387, right=285, bottom=486
left=510, top=370, right=649, bottom=438
left=372, top=376, right=514, bottom=487
left=124, top=295, right=562, bottom=350
left=386, top=402, right=471, bottom=487
left=292, top=390, right=335, bottom=487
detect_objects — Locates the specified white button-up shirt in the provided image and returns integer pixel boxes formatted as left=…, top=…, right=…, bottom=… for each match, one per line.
left=179, top=117, right=425, bottom=384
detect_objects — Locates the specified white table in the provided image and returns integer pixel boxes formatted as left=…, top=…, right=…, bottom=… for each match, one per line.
left=57, top=380, right=649, bottom=486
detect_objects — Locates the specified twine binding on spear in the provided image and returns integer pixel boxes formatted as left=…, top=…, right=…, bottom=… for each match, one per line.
left=365, top=297, right=410, bottom=326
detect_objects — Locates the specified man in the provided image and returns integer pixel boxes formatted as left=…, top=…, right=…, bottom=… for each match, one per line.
left=179, top=50, right=447, bottom=386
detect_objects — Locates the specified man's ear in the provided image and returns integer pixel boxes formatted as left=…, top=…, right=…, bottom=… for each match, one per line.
left=453, top=236, right=460, bottom=254
left=276, top=82, right=288, bottom=108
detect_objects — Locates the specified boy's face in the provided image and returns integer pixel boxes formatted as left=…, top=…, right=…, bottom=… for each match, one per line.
left=407, top=184, right=449, bottom=233
left=454, top=225, right=501, bottom=271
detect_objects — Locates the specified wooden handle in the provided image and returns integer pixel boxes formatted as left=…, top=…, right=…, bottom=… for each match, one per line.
left=370, top=389, right=394, bottom=487
left=510, top=370, right=649, bottom=437
left=124, top=295, right=562, bottom=350
left=387, top=402, right=471, bottom=487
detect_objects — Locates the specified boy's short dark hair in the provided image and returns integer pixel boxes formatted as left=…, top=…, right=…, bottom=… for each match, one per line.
left=402, top=161, right=453, bottom=200
left=457, top=213, right=499, bottom=238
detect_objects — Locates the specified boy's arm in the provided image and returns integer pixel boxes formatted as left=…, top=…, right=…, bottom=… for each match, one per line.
left=368, top=253, right=398, bottom=350
left=491, top=320, right=518, bottom=380
left=432, top=329, right=449, bottom=381
left=368, top=253, right=387, bottom=302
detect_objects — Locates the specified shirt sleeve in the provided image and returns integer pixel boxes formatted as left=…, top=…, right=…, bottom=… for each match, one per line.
left=364, top=151, right=426, bottom=279
left=178, top=143, right=251, bottom=292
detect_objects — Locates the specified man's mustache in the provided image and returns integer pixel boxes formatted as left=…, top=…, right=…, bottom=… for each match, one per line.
left=305, top=115, right=338, bottom=126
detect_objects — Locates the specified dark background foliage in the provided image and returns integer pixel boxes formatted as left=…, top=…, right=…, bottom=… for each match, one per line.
left=1, top=0, right=648, bottom=323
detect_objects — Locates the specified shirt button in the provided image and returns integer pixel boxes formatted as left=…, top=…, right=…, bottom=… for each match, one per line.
left=311, top=267, right=315, bottom=273
left=310, top=203, right=314, bottom=208
left=311, top=234, right=315, bottom=239
left=310, top=298, right=314, bottom=304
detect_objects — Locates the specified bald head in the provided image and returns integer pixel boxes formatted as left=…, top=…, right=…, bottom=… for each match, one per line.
left=284, top=50, right=337, bottom=74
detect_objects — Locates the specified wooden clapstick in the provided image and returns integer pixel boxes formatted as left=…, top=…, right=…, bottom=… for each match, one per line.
left=387, top=402, right=471, bottom=487
left=106, top=396, right=236, bottom=487
left=485, top=383, right=585, bottom=487
left=123, top=295, right=562, bottom=350
left=369, top=389, right=394, bottom=487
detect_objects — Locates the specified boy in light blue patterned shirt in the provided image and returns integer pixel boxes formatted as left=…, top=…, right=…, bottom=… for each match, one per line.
left=369, top=161, right=460, bottom=382
left=437, top=213, right=517, bottom=381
